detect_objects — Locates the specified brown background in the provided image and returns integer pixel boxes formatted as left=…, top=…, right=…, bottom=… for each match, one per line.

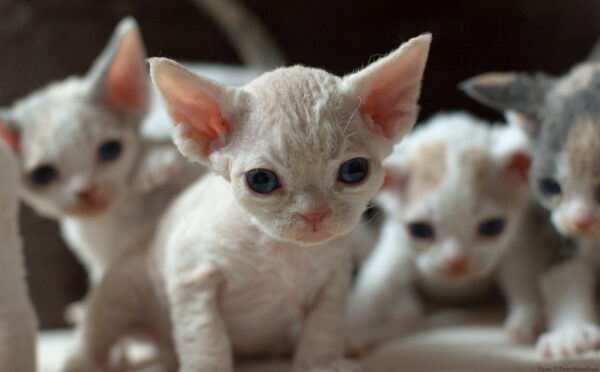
left=1, top=0, right=599, bottom=328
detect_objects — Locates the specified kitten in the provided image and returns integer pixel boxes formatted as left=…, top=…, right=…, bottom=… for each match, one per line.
left=61, top=34, right=432, bottom=372
left=0, top=140, right=37, bottom=372
left=0, top=0, right=284, bottom=287
left=461, top=52, right=600, bottom=357
left=346, top=113, right=546, bottom=348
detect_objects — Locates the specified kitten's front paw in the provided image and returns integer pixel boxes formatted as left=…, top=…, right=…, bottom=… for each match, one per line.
left=503, top=308, right=545, bottom=344
left=537, top=323, right=600, bottom=358
left=307, top=358, right=363, bottom=372
left=135, top=148, right=184, bottom=193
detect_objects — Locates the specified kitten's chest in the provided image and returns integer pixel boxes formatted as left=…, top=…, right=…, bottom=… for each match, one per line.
left=216, top=237, right=346, bottom=354
left=61, top=191, right=169, bottom=280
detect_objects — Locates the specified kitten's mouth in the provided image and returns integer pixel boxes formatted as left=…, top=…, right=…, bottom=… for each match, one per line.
left=67, top=198, right=111, bottom=217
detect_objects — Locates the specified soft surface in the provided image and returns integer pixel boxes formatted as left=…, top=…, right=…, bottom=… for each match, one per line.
left=38, top=308, right=600, bottom=372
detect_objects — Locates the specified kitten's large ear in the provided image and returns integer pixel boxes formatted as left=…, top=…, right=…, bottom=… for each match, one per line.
left=344, top=34, right=431, bottom=144
left=460, top=72, right=554, bottom=137
left=86, top=17, right=148, bottom=116
left=149, top=57, right=248, bottom=167
left=0, top=109, right=20, bottom=153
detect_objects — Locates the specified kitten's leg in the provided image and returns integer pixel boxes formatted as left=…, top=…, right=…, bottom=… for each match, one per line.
left=537, top=256, right=600, bottom=357
left=63, top=250, right=162, bottom=372
left=497, top=243, right=544, bottom=344
left=346, top=220, right=422, bottom=350
left=168, top=264, right=233, bottom=372
left=294, top=258, right=362, bottom=372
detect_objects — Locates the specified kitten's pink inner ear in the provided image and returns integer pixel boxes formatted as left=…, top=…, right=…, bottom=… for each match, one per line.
left=106, top=30, right=147, bottom=111
left=358, top=36, right=430, bottom=139
left=0, top=123, right=18, bottom=153
left=506, top=152, right=531, bottom=183
left=152, top=62, right=230, bottom=156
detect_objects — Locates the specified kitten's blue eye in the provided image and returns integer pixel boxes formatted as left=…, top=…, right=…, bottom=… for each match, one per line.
left=338, top=157, right=368, bottom=184
left=539, top=178, right=561, bottom=196
left=98, top=140, right=122, bottom=162
left=30, top=165, right=58, bottom=186
left=477, top=218, right=505, bottom=237
left=246, top=169, right=280, bottom=194
left=407, top=222, right=434, bottom=239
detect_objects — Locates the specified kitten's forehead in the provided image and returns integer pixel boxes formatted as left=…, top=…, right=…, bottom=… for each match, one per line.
left=538, top=64, right=600, bottom=174
left=458, top=146, right=514, bottom=205
left=564, top=118, right=600, bottom=181
left=402, top=140, right=447, bottom=200
left=245, top=66, right=361, bottom=163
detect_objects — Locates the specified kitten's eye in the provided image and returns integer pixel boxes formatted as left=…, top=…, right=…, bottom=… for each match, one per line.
left=30, top=165, right=58, bottom=186
left=246, top=169, right=280, bottom=194
left=338, top=157, right=368, bottom=184
left=98, top=140, right=122, bottom=162
left=477, top=218, right=505, bottom=237
left=539, top=178, right=561, bottom=197
left=407, top=222, right=435, bottom=240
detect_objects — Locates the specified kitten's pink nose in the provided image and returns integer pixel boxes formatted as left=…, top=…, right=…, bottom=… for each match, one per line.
left=76, top=184, right=98, bottom=201
left=573, top=213, right=596, bottom=231
left=446, top=253, right=468, bottom=276
left=298, top=207, right=330, bottom=227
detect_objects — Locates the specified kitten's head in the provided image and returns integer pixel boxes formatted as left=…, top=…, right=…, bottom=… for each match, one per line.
left=379, top=113, right=531, bottom=282
left=151, top=34, right=431, bottom=246
left=0, top=18, right=149, bottom=218
left=462, top=57, right=600, bottom=239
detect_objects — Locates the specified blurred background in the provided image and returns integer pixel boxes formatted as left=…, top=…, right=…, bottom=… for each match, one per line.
left=1, top=0, right=600, bottom=328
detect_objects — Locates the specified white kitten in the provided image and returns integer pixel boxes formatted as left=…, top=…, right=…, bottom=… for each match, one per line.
left=0, top=18, right=197, bottom=286
left=61, top=34, right=432, bottom=372
left=0, top=140, right=37, bottom=372
left=347, top=113, right=547, bottom=347
left=0, top=0, right=283, bottom=287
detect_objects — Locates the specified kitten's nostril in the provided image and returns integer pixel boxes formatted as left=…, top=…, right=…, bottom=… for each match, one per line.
left=298, top=207, right=331, bottom=224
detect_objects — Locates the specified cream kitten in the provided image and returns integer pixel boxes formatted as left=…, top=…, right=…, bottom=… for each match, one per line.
left=0, top=140, right=37, bottom=372
left=347, top=113, right=547, bottom=347
left=462, top=52, right=600, bottom=357
left=61, top=34, right=432, bottom=372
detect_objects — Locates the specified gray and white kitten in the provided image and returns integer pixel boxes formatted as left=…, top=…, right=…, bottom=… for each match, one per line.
left=462, top=48, right=600, bottom=358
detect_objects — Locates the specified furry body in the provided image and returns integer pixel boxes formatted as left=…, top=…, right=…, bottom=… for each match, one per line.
left=0, top=141, right=37, bottom=372
left=347, top=113, right=547, bottom=346
left=63, top=34, right=432, bottom=371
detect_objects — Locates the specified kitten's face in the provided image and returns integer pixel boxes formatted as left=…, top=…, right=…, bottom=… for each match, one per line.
left=6, top=80, right=140, bottom=218
left=228, top=68, right=386, bottom=244
left=380, top=116, right=530, bottom=283
left=151, top=34, right=431, bottom=246
left=0, top=18, right=148, bottom=219
left=527, top=64, right=600, bottom=239
left=463, top=63, right=600, bottom=239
